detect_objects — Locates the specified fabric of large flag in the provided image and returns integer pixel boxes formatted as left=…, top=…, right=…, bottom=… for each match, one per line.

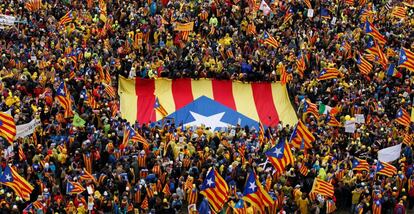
left=289, top=120, right=315, bottom=149
left=378, top=143, right=402, bottom=162
left=262, top=32, right=279, bottom=48
left=376, top=161, right=397, bottom=177
left=398, top=48, right=414, bottom=71
left=356, top=54, right=373, bottom=75
left=0, top=112, right=16, bottom=143
left=317, top=68, right=340, bottom=80
left=395, top=108, right=411, bottom=127
left=242, top=171, right=273, bottom=213
left=364, top=21, right=387, bottom=45
left=311, top=178, right=334, bottom=198
left=200, top=168, right=229, bottom=212
left=351, top=158, right=370, bottom=171
left=119, top=77, right=297, bottom=128
left=266, top=137, right=294, bottom=173
left=66, top=181, right=85, bottom=195
left=0, top=165, right=34, bottom=201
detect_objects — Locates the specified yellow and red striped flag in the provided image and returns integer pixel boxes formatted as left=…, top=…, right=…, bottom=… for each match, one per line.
left=266, top=137, right=294, bottom=173
left=0, top=165, right=34, bottom=201
left=58, top=11, right=73, bottom=26
left=103, top=83, right=116, bottom=98
left=262, top=32, right=279, bottom=48
left=398, top=48, right=414, bottom=72
left=395, top=108, right=411, bottom=127
left=351, top=158, right=370, bottom=171
left=200, top=168, right=229, bottom=212
left=83, top=153, right=93, bottom=173
left=118, top=77, right=297, bottom=127
left=376, top=161, right=397, bottom=177
left=304, top=0, right=312, bottom=8
left=25, top=0, right=42, bottom=12
left=242, top=171, right=274, bottom=213
left=0, top=112, right=16, bottom=143
left=141, top=196, right=149, bottom=210
left=311, top=178, right=334, bottom=197
left=356, top=54, right=373, bottom=75
left=392, top=6, right=407, bottom=19
left=80, top=168, right=97, bottom=183
left=162, top=183, right=171, bottom=197
left=184, top=176, right=194, bottom=192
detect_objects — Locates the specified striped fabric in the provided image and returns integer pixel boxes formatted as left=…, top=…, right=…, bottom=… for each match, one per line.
left=58, top=11, right=73, bottom=25
left=312, top=178, right=334, bottom=197
left=25, top=0, right=42, bottom=12
left=200, top=168, right=229, bottom=212
left=119, top=77, right=297, bottom=127
left=0, top=112, right=16, bottom=143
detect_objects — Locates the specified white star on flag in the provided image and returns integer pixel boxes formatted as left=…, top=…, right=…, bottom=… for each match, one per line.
left=248, top=182, right=257, bottom=191
left=206, top=178, right=214, bottom=187
left=274, top=147, right=282, bottom=157
left=184, top=111, right=231, bottom=131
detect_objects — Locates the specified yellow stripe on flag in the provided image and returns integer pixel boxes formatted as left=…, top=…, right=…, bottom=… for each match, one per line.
left=191, top=79, right=214, bottom=100
left=411, top=106, right=414, bottom=122
left=271, top=83, right=298, bottom=126
left=232, top=82, right=260, bottom=121
left=118, top=77, right=137, bottom=123
left=154, top=79, right=175, bottom=120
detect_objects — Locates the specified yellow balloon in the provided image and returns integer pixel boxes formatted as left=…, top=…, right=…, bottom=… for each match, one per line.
left=350, top=117, right=356, bottom=121
left=345, top=115, right=351, bottom=121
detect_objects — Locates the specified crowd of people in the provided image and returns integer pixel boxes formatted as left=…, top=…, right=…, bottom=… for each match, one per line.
left=0, top=0, right=413, bottom=213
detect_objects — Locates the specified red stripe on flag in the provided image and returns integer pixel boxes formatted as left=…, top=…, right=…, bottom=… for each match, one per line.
left=135, top=78, right=156, bottom=123
left=251, top=83, right=279, bottom=126
left=212, top=80, right=237, bottom=110
left=172, top=79, right=194, bottom=109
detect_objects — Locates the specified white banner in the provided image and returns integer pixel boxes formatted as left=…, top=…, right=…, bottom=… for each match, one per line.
left=16, top=119, right=41, bottom=139
left=0, top=15, right=16, bottom=26
left=378, top=144, right=402, bottom=163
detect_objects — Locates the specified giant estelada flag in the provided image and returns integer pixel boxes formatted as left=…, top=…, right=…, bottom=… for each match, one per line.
left=119, top=77, right=297, bottom=130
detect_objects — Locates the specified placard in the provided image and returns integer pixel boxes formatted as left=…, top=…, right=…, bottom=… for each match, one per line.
left=355, top=114, right=365, bottom=124
left=307, top=9, right=314, bottom=18
left=345, top=120, right=356, bottom=133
